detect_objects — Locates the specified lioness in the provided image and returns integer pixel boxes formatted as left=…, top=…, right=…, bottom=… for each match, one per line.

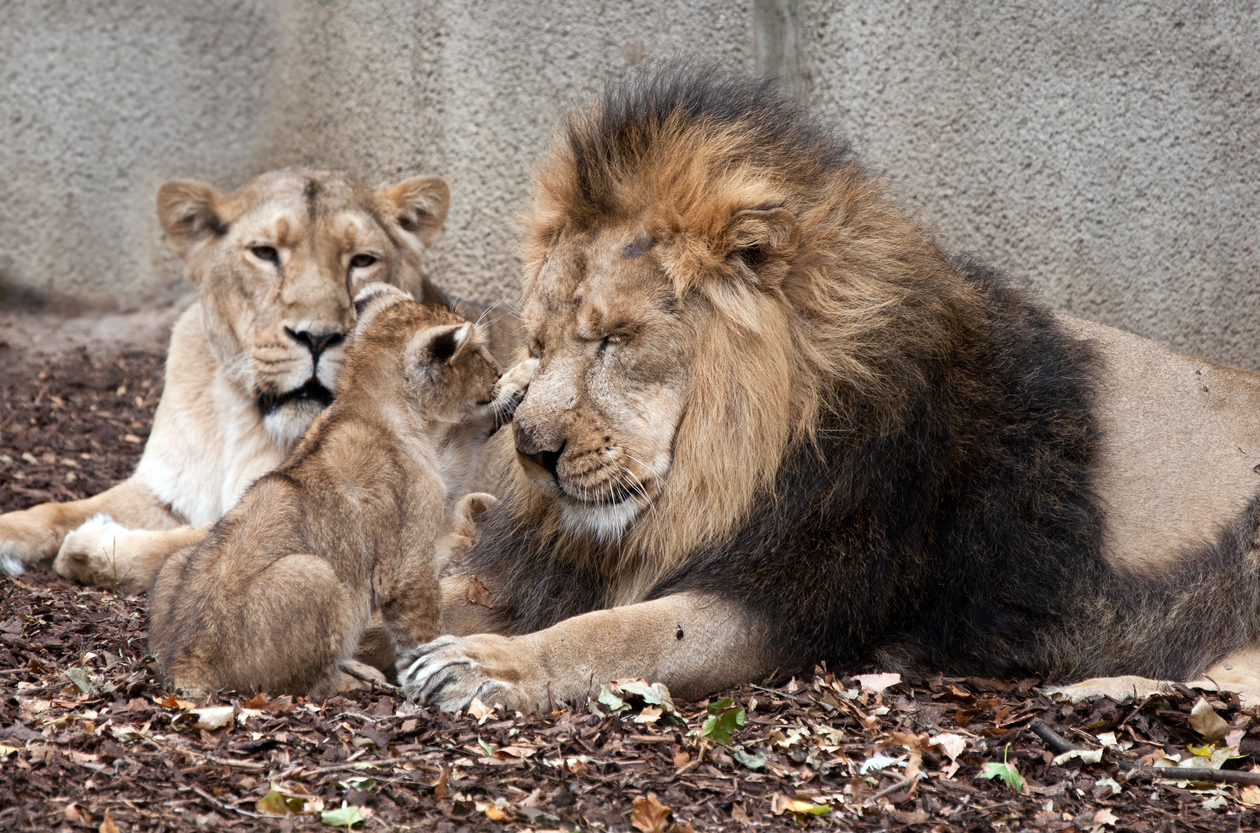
left=396, top=68, right=1260, bottom=711
left=150, top=284, right=529, bottom=699
left=0, top=169, right=455, bottom=593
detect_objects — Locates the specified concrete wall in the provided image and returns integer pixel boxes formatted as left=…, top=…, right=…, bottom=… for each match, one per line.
left=2, top=1, right=1257, bottom=367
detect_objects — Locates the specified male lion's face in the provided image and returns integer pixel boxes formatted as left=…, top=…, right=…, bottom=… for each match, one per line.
left=514, top=227, right=688, bottom=542
left=157, top=169, right=449, bottom=449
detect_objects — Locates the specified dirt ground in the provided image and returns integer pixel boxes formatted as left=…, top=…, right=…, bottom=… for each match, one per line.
left=4, top=343, right=1260, bottom=832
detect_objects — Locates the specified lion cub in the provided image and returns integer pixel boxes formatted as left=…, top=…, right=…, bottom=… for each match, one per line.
left=149, top=284, right=531, bottom=699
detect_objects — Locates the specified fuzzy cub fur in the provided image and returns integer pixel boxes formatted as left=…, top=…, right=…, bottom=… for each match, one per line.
left=149, top=284, right=529, bottom=699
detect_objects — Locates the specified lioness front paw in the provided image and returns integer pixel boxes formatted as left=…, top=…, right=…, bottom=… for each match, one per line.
left=53, top=515, right=147, bottom=593
left=396, top=634, right=537, bottom=713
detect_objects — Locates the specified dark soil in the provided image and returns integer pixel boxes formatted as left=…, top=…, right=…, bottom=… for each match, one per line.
left=3, top=347, right=1260, bottom=832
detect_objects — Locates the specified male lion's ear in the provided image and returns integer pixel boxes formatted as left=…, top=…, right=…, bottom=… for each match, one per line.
left=156, top=180, right=227, bottom=260
left=723, top=206, right=800, bottom=290
left=378, top=176, right=450, bottom=250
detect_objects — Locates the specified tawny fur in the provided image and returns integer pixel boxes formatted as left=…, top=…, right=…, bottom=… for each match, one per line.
left=398, top=68, right=1260, bottom=713
left=0, top=168, right=456, bottom=593
left=149, top=285, right=527, bottom=699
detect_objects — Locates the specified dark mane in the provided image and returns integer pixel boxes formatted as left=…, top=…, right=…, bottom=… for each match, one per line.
left=561, top=64, right=852, bottom=224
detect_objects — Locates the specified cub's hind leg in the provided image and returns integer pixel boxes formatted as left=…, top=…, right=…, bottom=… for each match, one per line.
left=153, top=553, right=367, bottom=700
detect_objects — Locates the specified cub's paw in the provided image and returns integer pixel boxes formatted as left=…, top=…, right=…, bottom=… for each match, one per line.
left=396, top=634, right=536, bottom=713
left=488, top=358, right=538, bottom=427
left=336, top=660, right=388, bottom=692
left=53, top=515, right=145, bottom=593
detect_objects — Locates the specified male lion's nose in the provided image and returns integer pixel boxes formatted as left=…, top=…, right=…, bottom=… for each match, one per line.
left=516, top=431, right=564, bottom=479
left=285, top=327, right=345, bottom=359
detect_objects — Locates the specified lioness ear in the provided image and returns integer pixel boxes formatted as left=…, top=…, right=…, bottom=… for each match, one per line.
left=378, top=176, right=450, bottom=250
left=723, top=206, right=799, bottom=289
left=156, top=180, right=227, bottom=260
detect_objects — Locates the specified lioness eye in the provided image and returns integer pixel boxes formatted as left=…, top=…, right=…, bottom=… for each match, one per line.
left=350, top=254, right=378, bottom=269
left=597, top=337, right=610, bottom=357
left=251, top=246, right=279, bottom=264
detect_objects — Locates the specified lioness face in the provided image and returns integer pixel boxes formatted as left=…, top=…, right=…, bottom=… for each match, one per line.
left=515, top=227, right=688, bottom=542
left=157, top=169, right=449, bottom=449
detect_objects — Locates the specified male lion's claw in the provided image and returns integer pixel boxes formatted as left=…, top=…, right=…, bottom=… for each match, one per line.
left=396, top=634, right=531, bottom=712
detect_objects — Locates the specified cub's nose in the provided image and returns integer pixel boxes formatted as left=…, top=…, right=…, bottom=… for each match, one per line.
left=285, top=328, right=345, bottom=358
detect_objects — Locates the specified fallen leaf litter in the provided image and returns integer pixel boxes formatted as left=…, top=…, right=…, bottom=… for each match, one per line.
left=4, top=348, right=1260, bottom=830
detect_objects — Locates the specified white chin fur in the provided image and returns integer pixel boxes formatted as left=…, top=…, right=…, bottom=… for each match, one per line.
left=262, top=400, right=325, bottom=451
left=559, top=499, right=643, bottom=545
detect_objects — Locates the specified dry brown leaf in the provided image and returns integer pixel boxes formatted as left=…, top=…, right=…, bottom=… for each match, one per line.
left=1240, top=785, right=1260, bottom=806
left=673, top=749, right=690, bottom=768
left=669, top=822, right=695, bottom=833
left=731, top=801, right=752, bottom=826
left=855, top=672, right=901, bottom=692
left=1093, top=807, right=1118, bottom=828
left=432, top=766, right=450, bottom=801
left=631, top=793, right=672, bottom=833
left=465, top=575, right=493, bottom=608
left=1189, top=698, right=1230, bottom=742
left=63, top=804, right=91, bottom=826
left=99, top=809, right=120, bottom=833
left=467, top=697, right=494, bottom=723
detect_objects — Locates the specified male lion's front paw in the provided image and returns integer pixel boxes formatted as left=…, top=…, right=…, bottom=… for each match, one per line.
left=53, top=515, right=147, bottom=593
left=396, top=634, right=538, bottom=713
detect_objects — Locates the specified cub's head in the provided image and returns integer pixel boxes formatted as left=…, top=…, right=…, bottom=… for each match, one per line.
left=347, top=284, right=530, bottom=432
left=157, top=168, right=450, bottom=449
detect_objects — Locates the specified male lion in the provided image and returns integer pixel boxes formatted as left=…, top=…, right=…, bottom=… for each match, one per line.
left=0, top=169, right=453, bottom=593
left=398, top=69, right=1260, bottom=711
left=150, top=284, right=529, bottom=700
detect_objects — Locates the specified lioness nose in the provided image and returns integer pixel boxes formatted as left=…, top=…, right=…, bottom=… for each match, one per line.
left=285, top=328, right=345, bottom=358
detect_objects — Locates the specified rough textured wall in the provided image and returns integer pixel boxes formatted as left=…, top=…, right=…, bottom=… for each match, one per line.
left=252, top=0, right=755, bottom=311
left=801, top=0, right=1260, bottom=366
left=2, top=0, right=1258, bottom=368
left=0, top=0, right=279, bottom=311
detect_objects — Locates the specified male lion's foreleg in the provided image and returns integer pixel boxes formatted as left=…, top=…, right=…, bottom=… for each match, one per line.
left=397, top=591, right=771, bottom=712
left=54, top=521, right=211, bottom=594
left=1, top=478, right=182, bottom=576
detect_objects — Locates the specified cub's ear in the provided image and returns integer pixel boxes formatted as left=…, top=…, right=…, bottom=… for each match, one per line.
left=378, top=176, right=450, bottom=250
left=424, top=322, right=472, bottom=365
left=156, top=180, right=227, bottom=260
left=352, top=282, right=412, bottom=336
left=722, top=206, right=799, bottom=290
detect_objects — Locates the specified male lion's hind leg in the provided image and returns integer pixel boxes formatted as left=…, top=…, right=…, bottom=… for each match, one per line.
left=0, top=478, right=183, bottom=578
left=53, top=518, right=211, bottom=594
left=1049, top=645, right=1260, bottom=707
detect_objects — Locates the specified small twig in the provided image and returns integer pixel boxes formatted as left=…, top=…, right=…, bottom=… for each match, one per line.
left=339, top=662, right=401, bottom=694
left=190, top=784, right=263, bottom=819
left=868, top=772, right=921, bottom=803
left=203, top=753, right=269, bottom=771
left=748, top=683, right=812, bottom=706
left=276, top=753, right=436, bottom=778
left=1029, top=718, right=1260, bottom=787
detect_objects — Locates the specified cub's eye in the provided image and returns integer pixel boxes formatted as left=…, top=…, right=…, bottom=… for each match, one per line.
left=349, top=254, right=378, bottom=269
left=250, top=246, right=279, bottom=264
left=529, top=338, right=544, bottom=359
left=597, top=337, right=610, bottom=357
